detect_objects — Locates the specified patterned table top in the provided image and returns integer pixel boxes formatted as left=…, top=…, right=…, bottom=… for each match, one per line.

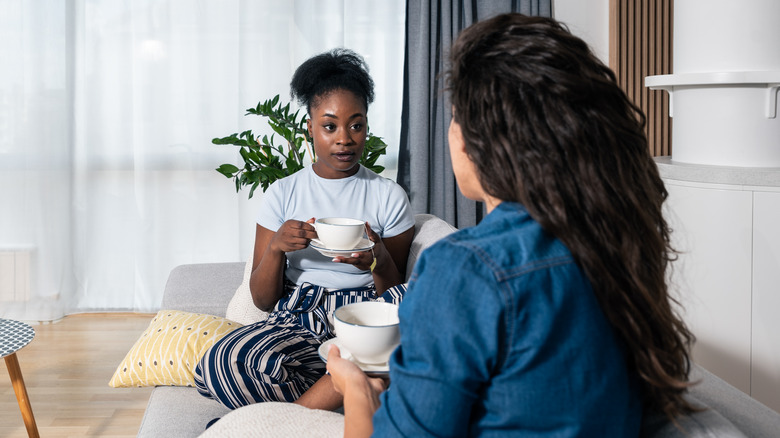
left=0, top=318, right=35, bottom=358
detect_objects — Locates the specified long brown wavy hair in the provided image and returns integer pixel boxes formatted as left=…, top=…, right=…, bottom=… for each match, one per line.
left=447, top=13, right=696, bottom=421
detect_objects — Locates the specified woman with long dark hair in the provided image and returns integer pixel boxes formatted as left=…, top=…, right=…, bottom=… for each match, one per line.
left=327, top=13, right=695, bottom=437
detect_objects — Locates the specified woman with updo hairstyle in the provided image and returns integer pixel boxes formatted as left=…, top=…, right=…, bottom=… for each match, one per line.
left=194, top=48, right=415, bottom=412
left=290, top=49, right=375, bottom=118
left=327, top=14, right=696, bottom=437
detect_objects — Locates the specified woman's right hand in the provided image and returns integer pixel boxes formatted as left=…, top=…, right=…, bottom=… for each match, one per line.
left=269, top=218, right=317, bottom=253
left=327, top=344, right=385, bottom=438
left=327, top=344, right=384, bottom=396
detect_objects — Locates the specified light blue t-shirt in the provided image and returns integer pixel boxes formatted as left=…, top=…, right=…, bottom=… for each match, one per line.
left=257, top=165, right=414, bottom=289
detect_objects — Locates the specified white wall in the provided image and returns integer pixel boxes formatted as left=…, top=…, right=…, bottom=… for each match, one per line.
left=553, top=0, right=610, bottom=64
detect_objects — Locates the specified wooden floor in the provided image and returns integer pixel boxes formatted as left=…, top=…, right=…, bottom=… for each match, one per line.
left=1, top=313, right=156, bottom=438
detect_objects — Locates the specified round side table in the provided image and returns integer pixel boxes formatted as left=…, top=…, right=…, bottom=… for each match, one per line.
left=1, top=318, right=40, bottom=438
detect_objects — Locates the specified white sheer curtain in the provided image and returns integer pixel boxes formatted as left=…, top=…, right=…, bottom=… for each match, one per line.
left=0, top=0, right=405, bottom=321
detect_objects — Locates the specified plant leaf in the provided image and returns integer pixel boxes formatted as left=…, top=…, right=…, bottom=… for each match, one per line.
left=216, top=164, right=240, bottom=177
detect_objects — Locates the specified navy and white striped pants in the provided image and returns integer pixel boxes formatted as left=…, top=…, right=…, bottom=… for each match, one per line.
left=193, top=281, right=406, bottom=409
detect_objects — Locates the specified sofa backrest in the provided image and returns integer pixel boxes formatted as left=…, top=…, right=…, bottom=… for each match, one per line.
left=405, top=214, right=458, bottom=281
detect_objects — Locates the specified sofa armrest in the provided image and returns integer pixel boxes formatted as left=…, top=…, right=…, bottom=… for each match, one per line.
left=686, top=363, right=780, bottom=437
left=160, top=262, right=245, bottom=317
left=641, top=363, right=780, bottom=438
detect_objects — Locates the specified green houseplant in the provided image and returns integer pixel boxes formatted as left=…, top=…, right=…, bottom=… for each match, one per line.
left=214, top=94, right=388, bottom=199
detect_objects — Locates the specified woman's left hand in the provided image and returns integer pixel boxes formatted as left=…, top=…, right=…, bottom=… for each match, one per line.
left=333, top=222, right=413, bottom=296
left=331, top=222, right=384, bottom=271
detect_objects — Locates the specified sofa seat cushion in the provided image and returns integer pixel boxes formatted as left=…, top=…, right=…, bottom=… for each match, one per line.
left=138, top=386, right=231, bottom=438
left=198, top=402, right=344, bottom=438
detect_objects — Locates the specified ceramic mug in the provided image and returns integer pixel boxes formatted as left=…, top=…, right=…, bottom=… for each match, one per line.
left=333, top=301, right=400, bottom=364
left=314, top=217, right=365, bottom=250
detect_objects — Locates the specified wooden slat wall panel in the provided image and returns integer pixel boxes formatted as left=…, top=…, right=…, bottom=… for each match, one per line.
left=609, top=0, right=673, bottom=157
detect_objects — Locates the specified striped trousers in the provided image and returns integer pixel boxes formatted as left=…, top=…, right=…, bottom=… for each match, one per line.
left=193, top=281, right=406, bottom=409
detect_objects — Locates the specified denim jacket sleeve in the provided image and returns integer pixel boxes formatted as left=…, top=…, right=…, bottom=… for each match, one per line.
left=372, top=237, right=505, bottom=437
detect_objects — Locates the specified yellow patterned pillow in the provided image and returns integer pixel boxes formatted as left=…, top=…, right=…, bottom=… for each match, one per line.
left=109, top=310, right=242, bottom=388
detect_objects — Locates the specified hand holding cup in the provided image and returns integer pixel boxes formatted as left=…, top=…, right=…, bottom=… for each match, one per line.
left=333, top=301, right=401, bottom=365
left=313, top=217, right=365, bottom=250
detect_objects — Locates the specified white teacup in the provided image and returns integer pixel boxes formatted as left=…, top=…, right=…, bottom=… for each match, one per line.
left=333, top=301, right=400, bottom=364
left=314, top=217, right=365, bottom=250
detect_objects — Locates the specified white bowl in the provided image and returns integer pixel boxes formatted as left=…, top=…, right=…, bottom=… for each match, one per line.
left=333, top=301, right=400, bottom=364
left=314, top=217, right=365, bottom=250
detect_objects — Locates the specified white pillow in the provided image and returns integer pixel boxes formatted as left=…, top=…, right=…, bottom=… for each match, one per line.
left=225, top=253, right=270, bottom=325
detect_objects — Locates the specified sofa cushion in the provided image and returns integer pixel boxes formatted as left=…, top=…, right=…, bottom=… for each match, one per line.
left=198, top=402, right=344, bottom=438
left=161, top=262, right=245, bottom=317
left=138, top=386, right=232, bottom=438
left=406, top=214, right=457, bottom=278
left=225, top=252, right=270, bottom=325
left=110, top=310, right=241, bottom=387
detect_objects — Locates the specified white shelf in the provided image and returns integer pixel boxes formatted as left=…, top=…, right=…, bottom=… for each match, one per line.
left=646, top=71, right=780, bottom=87
left=646, top=71, right=780, bottom=119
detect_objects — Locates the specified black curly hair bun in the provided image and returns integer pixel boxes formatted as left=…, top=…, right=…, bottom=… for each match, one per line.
left=290, top=48, right=375, bottom=115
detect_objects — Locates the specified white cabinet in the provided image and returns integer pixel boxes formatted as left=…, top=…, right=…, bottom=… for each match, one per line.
left=752, top=191, right=780, bottom=410
left=664, top=181, right=753, bottom=393
left=662, top=174, right=780, bottom=413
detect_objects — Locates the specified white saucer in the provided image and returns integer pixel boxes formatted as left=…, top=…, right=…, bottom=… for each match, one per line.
left=318, top=338, right=389, bottom=376
left=310, top=238, right=375, bottom=258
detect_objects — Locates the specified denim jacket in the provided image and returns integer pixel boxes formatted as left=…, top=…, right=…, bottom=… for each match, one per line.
left=373, top=202, right=642, bottom=437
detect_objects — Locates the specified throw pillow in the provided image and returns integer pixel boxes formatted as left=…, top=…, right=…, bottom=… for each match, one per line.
left=225, top=253, right=270, bottom=325
left=109, top=310, right=242, bottom=388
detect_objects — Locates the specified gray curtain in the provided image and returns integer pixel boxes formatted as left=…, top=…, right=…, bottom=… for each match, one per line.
left=398, top=0, right=551, bottom=228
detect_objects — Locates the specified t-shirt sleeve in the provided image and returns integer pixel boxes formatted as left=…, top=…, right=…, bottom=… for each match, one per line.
left=255, top=179, right=286, bottom=232
left=380, top=181, right=414, bottom=238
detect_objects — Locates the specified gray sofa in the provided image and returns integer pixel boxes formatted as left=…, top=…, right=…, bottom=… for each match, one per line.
left=137, top=214, right=780, bottom=437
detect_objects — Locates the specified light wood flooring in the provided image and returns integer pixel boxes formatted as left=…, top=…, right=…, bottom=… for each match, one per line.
left=1, top=313, right=156, bottom=437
